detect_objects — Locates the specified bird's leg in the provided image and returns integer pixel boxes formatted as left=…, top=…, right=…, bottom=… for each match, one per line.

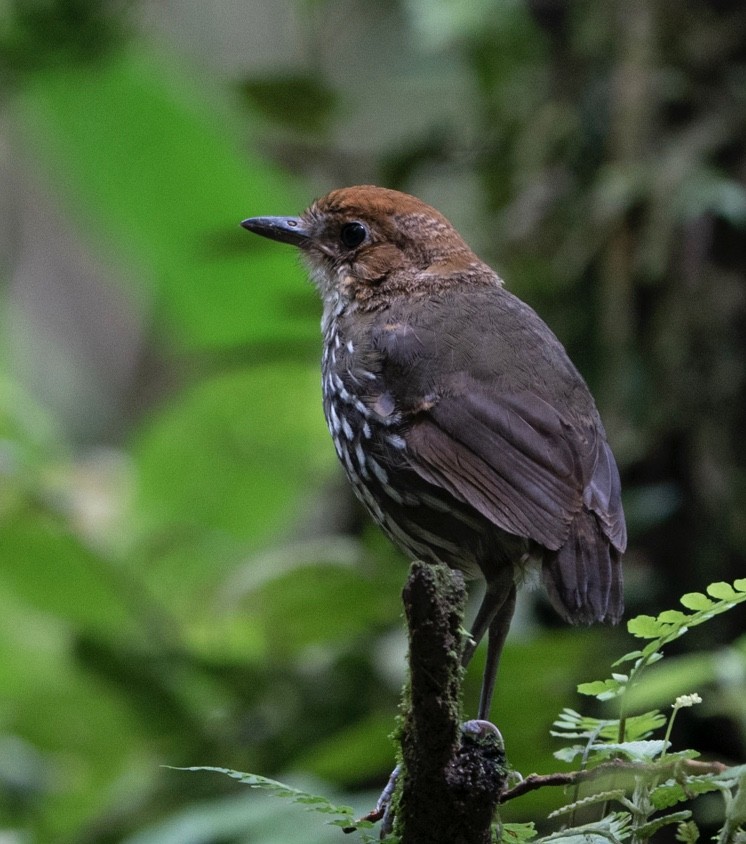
left=461, top=571, right=515, bottom=669
left=378, top=764, right=400, bottom=837
left=477, top=584, right=516, bottom=719
left=459, top=570, right=517, bottom=719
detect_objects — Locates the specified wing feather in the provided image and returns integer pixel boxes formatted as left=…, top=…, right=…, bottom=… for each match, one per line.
left=406, top=389, right=585, bottom=549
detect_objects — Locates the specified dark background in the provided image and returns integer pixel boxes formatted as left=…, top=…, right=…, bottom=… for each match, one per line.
left=1, top=1, right=744, bottom=841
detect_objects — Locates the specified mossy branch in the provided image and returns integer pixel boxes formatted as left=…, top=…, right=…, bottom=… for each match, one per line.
left=394, top=560, right=508, bottom=844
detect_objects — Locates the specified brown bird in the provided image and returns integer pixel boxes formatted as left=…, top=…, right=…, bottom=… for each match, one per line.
left=242, top=186, right=626, bottom=719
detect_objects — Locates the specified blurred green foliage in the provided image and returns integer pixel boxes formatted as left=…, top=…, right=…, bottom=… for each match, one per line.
left=0, top=0, right=744, bottom=842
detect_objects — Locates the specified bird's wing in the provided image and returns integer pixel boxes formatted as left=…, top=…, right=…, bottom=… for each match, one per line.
left=372, top=312, right=626, bottom=554
left=404, top=386, right=589, bottom=550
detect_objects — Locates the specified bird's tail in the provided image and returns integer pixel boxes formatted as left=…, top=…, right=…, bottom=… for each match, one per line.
left=542, top=510, right=624, bottom=625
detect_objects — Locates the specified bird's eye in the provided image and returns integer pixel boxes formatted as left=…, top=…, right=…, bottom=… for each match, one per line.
left=339, top=221, right=368, bottom=249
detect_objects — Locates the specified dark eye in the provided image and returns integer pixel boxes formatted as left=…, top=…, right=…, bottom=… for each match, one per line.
left=339, top=221, right=367, bottom=249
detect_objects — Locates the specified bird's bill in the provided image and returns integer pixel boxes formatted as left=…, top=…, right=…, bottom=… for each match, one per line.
left=240, top=216, right=310, bottom=247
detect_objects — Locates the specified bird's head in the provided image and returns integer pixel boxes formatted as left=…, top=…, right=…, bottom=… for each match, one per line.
left=242, top=185, right=498, bottom=308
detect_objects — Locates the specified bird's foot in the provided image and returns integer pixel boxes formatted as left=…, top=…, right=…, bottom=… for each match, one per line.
left=342, top=764, right=399, bottom=838
left=461, top=718, right=503, bottom=743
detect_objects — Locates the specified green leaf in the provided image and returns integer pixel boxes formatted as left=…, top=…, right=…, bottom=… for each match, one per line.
left=658, top=610, right=688, bottom=624
left=173, top=767, right=363, bottom=827
left=627, top=614, right=667, bottom=639
left=577, top=678, right=625, bottom=700
left=707, top=582, right=738, bottom=601
left=724, top=771, right=746, bottom=831
left=675, top=820, right=700, bottom=844
left=579, top=579, right=746, bottom=722
left=679, top=593, right=714, bottom=611
left=553, top=745, right=587, bottom=763
left=551, top=712, right=663, bottom=761
left=590, top=740, right=669, bottom=762
left=552, top=707, right=663, bottom=742
left=552, top=708, right=613, bottom=737
left=619, top=710, right=667, bottom=741
left=499, top=821, right=538, bottom=844
left=551, top=707, right=586, bottom=732
left=548, top=790, right=628, bottom=819
left=634, top=811, right=692, bottom=840
left=651, top=776, right=724, bottom=809
left=612, top=649, right=644, bottom=667
left=640, top=646, right=665, bottom=663
left=552, top=708, right=658, bottom=739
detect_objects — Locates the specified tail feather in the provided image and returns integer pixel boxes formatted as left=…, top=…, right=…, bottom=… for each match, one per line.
left=542, top=509, right=623, bottom=624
